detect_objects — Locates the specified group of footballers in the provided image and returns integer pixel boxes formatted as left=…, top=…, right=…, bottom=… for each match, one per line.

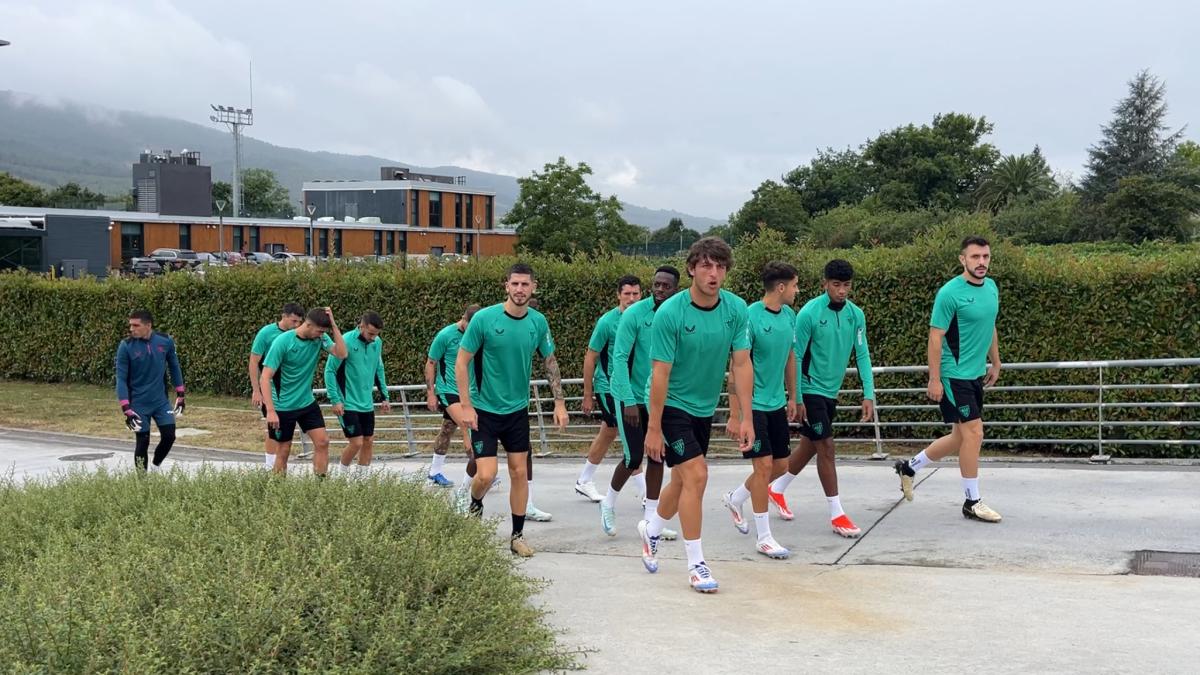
left=115, top=234, right=1002, bottom=594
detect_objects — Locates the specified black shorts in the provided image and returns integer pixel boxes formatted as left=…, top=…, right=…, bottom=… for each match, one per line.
left=339, top=409, right=376, bottom=438
left=660, top=406, right=712, bottom=468
left=471, top=408, right=530, bottom=458
left=594, top=392, right=618, bottom=427
left=940, top=377, right=984, bottom=424
left=799, top=394, right=838, bottom=441
left=438, top=393, right=461, bottom=422
left=615, top=401, right=662, bottom=470
left=272, top=402, right=326, bottom=444
left=746, top=407, right=791, bottom=460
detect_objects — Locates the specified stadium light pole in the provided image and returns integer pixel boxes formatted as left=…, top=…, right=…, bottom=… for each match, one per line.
left=306, top=203, right=316, bottom=256
left=209, top=104, right=253, bottom=217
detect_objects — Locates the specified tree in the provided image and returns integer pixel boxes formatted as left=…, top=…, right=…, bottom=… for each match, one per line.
left=862, top=112, right=1000, bottom=211
left=727, top=180, right=809, bottom=244
left=45, top=182, right=107, bottom=209
left=782, top=146, right=873, bottom=216
left=703, top=223, right=733, bottom=241
left=0, top=172, right=47, bottom=206
left=212, top=181, right=232, bottom=216
left=1081, top=70, right=1186, bottom=202
left=974, top=148, right=1056, bottom=213
left=504, top=157, right=640, bottom=257
left=650, top=217, right=701, bottom=246
left=1101, top=174, right=1198, bottom=243
left=239, top=169, right=294, bottom=219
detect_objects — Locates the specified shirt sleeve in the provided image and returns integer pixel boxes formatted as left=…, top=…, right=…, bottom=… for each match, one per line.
left=115, top=341, right=129, bottom=403
left=793, top=308, right=813, bottom=397
left=609, top=309, right=637, bottom=404
left=586, top=315, right=608, bottom=353
left=537, top=315, right=555, bottom=358
left=648, top=303, right=679, bottom=364
left=854, top=308, right=875, bottom=400
left=324, top=351, right=344, bottom=405
left=730, top=301, right=751, bottom=353
left=321, top=333, right=335, bottom=352
left=263, top=336, right=286, bottom=372
left=930, top=287, right=955, bottom=330
left=460, top=314, right=484, bottom=355
left=165, top=337, right=184, bottom=391
left=427, top=330, right=446, bottom=362
left=375, top=340, right=389, bottom=402
left=250, top=327, right=268, bottom=356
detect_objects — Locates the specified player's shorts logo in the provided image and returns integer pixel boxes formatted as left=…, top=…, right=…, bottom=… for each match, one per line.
left=811, top=421, right=824, bottom=435
left=473, top=440, right=483, bottom=452
left=670, top=438, right=686, bottom=455
left=959, top=405, right=971, bottom=418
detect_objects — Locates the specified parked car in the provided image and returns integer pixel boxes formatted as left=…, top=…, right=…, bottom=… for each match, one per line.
left=214, top=251, right=245, bottom=265
left=195, top=252, right=224, bottom=265
left=149, top=248, right=199, bottom=271
left=273, top=252, right=317, bottom=265
left=244, top=252, right=275, bottom=264
left=127, top=258, right=163, bottom=277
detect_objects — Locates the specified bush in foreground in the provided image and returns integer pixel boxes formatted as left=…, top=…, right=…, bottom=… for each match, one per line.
left=0, top=468, right=576, bottom=673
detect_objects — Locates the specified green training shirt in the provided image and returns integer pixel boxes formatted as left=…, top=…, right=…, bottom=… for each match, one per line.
left=794, top=295, right=875, bottom=400
left=586, top=306, right=622, bottom=395
left=427, top=323, right=468, bottom=398
left=263, top=329, right=335, bottom=411
left=647, top=289, right=750, bottom=418
left=459, top=304, right=555, bottom=415
left=609, top=296, right=661, bottom=406
left=747, top=300, right=797, bottom=411
left=250, top=322, right=286, bottom=357
left=324, top=328, right=389, bottom=413
left=931, top=276, right=999, bottom=381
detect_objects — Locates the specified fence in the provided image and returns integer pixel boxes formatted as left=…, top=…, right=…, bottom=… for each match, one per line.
left=304, top=358, right=1200, bottom=461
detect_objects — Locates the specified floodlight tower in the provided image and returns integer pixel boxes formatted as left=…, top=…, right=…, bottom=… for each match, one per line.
left=209, top=104, right=253, bottom=217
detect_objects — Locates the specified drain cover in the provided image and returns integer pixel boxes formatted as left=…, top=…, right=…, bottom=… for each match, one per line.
left=59, top=452, right=115, bottom=462
left=1130, top=550, right=1200, bottom=578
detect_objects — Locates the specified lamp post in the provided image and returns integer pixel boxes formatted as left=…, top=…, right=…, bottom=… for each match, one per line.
left=215, top=199, right=227, bottom=257
left=306, top=203, right=316, bottom=256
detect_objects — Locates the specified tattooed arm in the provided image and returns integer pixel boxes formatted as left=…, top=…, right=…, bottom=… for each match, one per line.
left=544, top=354, right=568, bottom=429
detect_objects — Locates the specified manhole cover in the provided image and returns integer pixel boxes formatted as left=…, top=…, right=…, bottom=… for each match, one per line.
left=1130, top=550, right=1200, bottom=578
left=59, top=452, right=115, bottom=462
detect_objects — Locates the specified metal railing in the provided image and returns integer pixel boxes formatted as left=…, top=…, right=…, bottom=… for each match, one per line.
left=303, top=358, right=1200, bottom=462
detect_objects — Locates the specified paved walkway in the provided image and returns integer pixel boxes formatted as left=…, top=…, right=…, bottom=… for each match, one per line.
left=4, top=429, right=1199, bottom=673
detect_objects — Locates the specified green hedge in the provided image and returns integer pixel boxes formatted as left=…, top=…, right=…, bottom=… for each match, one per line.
left=0, top=229, right=1196, bottom=455
left=0, top=468, right=575, bottom=672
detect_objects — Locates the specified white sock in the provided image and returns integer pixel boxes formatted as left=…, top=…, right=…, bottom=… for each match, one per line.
left=602, top=487, right=619, bottom=509
left=963, top=477, right=980, bottom=501
left=729, top=484, right=751, bottom=507
left=578, top=460, right=601, bottom=484
left=461, top=468, right=472, bottom=485
left=527, top=480, right=536, bottom=504
left=646, top=511, right=667, bottom=538
left=644, top=498, right=659, bottom=523
left=339, top=462, right=352, bottom=474
left=149, top=462, right=162, bottom=473
left=633, top=471, right=647, bottom=495
left=356, top=463, right=368, bottom=475
left=683, top=538, right=705, bottom=568
left=430, top=454, right=446, bottom=476
left=827, top=495, right=845, bottom=519
left=264, top=453, right=275, bottom=469
left=753, top=512, right=771, bottom=541
left=771, top=471, right=797, bottom=494
left=909, top=450, right=932, bottom=472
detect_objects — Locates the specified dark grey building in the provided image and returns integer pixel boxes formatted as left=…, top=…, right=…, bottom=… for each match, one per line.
left=0, top=214, right=110, bottom=277
left=132, top=150, right=212, bottom=217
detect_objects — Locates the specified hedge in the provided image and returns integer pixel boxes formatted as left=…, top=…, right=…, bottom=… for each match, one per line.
left=0, top=227, right=1196, bottom=455
left=0, top=468, right=576, bottom=672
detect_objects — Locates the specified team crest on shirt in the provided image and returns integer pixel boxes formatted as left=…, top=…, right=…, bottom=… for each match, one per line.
left=670, top=438, right=686, bottom=455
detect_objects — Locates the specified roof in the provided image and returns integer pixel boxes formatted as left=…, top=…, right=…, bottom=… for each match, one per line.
left=302, top=179, right=496, bottom=196
left=0, top=205, right=516, bottom=235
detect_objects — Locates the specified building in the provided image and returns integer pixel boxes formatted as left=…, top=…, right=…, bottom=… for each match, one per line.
left=302, top=166, right=498, bottom=257
left=0, top=205, right=518, bottom=276
left=132, top=150, right=212, bottom=217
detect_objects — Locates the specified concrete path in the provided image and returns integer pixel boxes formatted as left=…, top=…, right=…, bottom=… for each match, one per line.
left=3, top=429, right=1199, bottom=673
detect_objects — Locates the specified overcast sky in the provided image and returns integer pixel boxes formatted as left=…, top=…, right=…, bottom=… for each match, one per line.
left=2, top=0, right=1197, bottom=218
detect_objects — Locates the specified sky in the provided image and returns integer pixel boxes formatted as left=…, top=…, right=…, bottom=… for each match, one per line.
left=1, top=0, right=1198, bottom=219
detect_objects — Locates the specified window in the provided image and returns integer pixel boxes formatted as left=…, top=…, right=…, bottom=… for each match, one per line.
left=398, top=231, right=408, bottom=254
left=232, top=226, right=243, bottom=252
left=430, top=246, right=444, bottom=258
left=454, top=233, right=463, bottom=254
left=429, top=192, right=442, bottom=227
left=486, top=197, right=494, bottom=229
left=410, top=191, right=420, bottom=226
left=250, top=226, right=260, bottom=252
left=386, top=230, right=395, bottom=255
left=178, top=224, right=191, bottom=250
left=464, top=195, right=473, bottom=229
left=373, top=230, right=382, bottom=256
left=304, top=228, right=312, bottom=256
left=334, top=229, right=343, bottom=257
left=120, top=223, right=144, bottom=261
left=464, top=232, right=474, bottom=256
left=455, top=194, right=463, bottom=228
left=0, top=236, right=42, bottom=271
left=319, top=229, right=328, bottom=257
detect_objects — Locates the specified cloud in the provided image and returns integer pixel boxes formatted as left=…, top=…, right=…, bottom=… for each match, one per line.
left=603, top=159, right=639, bottom=189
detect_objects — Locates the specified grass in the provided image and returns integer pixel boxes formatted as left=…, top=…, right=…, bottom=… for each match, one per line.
left=0, top=468, right=579, bottom=673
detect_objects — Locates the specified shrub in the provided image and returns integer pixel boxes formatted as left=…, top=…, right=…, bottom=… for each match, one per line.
left=0, top=468, right=576, bottom=673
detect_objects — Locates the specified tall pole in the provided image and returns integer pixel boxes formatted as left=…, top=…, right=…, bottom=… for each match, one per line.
left=209, top=105, right=253, bottom=218
left=306, top=203, right=316, bottom=256
left=215, top=199, right=227, bottom=257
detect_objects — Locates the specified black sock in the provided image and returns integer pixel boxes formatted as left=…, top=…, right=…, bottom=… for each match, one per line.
left=512, top=514, right=525, bottom=536
left=965, top=497, right=980, bottom=507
